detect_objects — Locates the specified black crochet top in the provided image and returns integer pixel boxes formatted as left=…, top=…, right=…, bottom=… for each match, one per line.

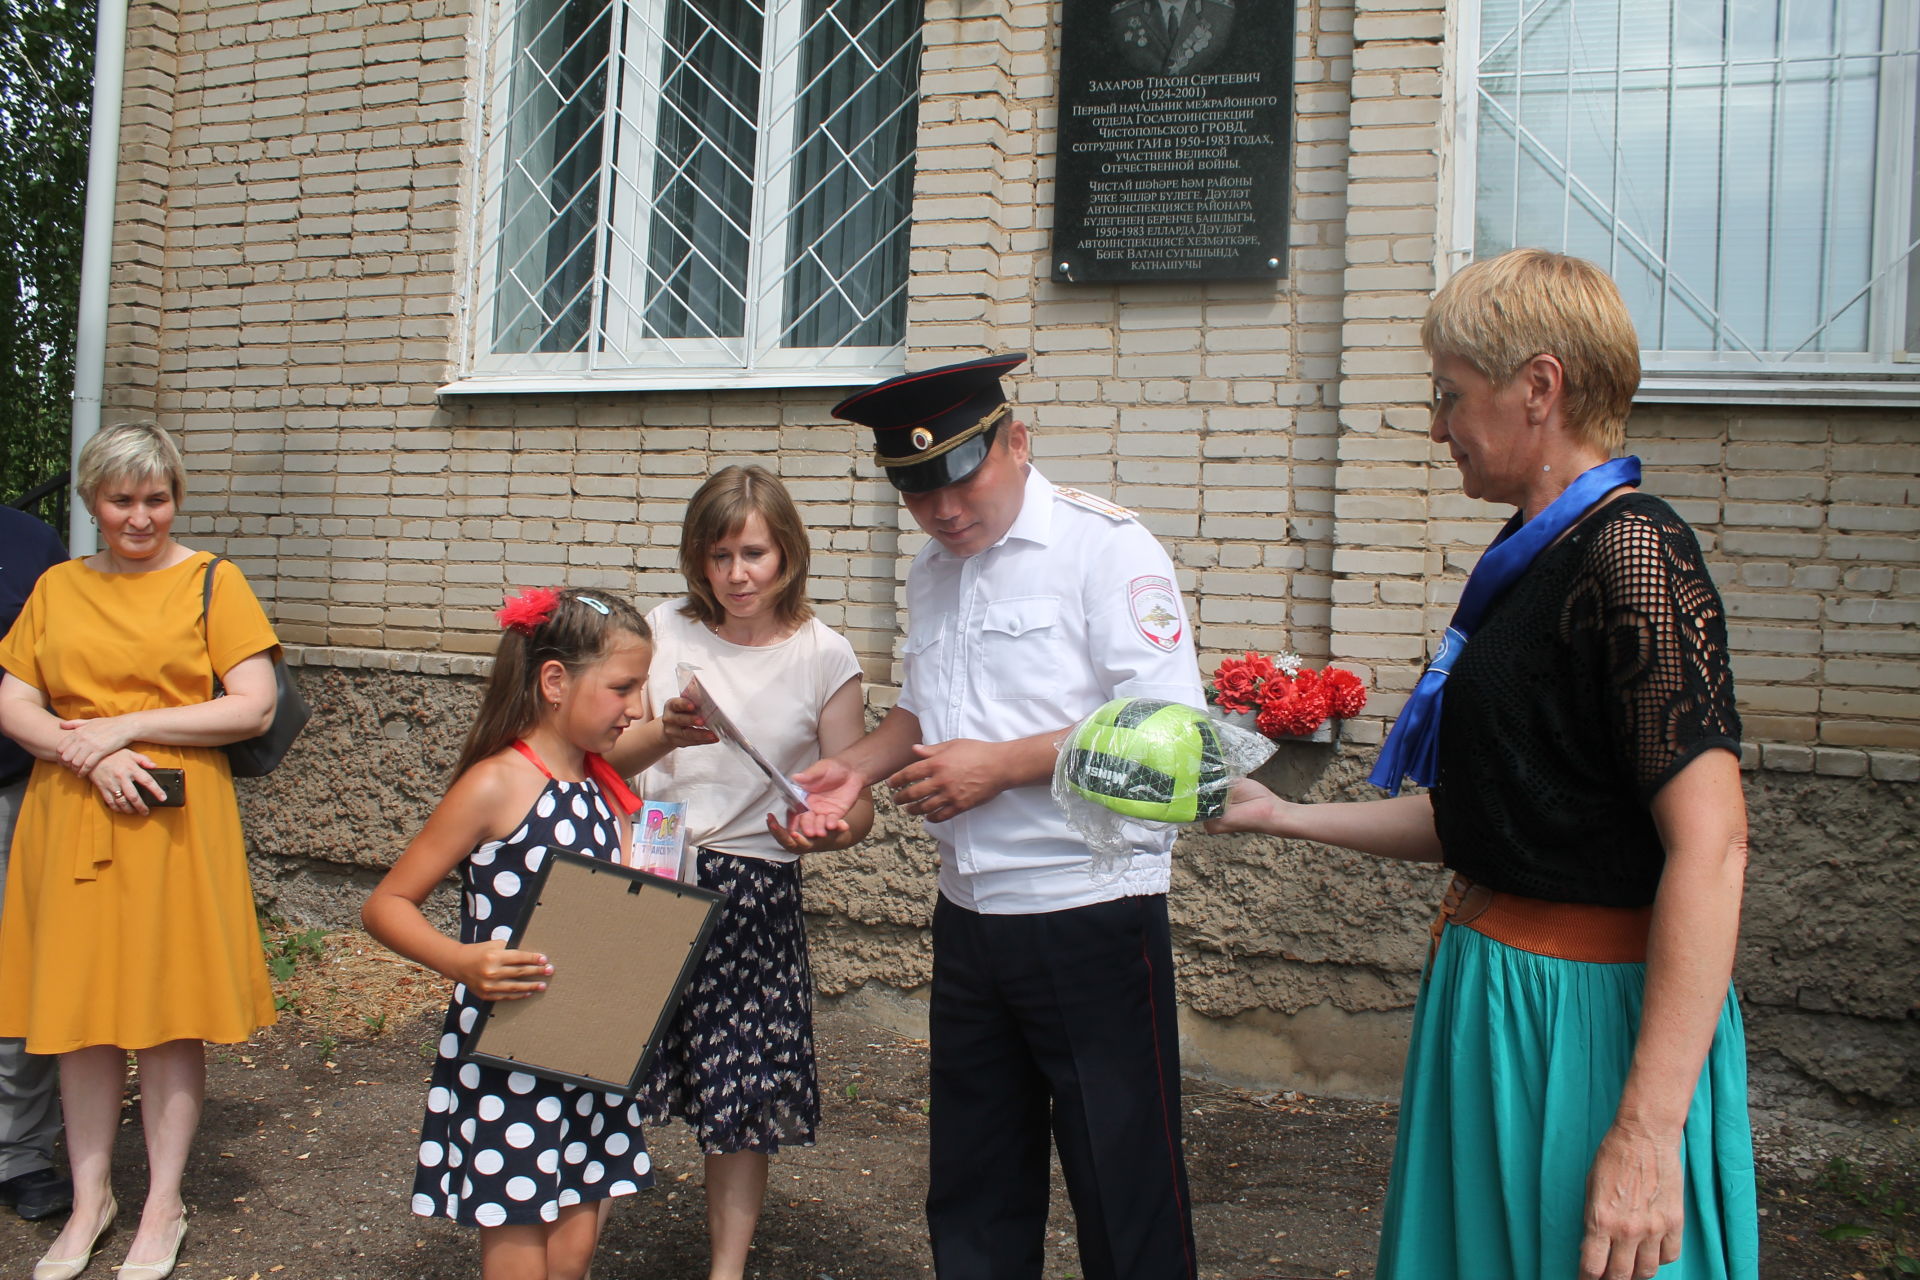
left=1431, top=493, right=1741, bottom=907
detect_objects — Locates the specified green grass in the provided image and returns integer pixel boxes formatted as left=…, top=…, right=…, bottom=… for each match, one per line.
left=1817, top=1156, right=1918, bottom=1277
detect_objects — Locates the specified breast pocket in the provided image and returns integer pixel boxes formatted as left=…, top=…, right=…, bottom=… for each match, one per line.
left=903, top=626, right=945, bottom=694
left=981, top=596, right=1066, bottom=701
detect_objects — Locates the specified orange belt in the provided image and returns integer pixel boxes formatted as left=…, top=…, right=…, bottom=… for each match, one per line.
left=1429, top=873, right=1651, bottom=965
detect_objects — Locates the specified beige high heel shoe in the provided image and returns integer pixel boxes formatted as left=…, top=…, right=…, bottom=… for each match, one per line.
left=31, top=1193, right=117, bottom=1280
left=117, top=1212, right=188, bottom=1280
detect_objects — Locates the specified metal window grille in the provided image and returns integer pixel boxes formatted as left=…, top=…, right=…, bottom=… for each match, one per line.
left=1461, top=0, right=1920, bottom=367
left=468, top=0, right=921, bottom=386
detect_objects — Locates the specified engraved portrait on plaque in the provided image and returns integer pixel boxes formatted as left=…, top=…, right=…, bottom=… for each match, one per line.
left=1108, top=0, right=1236, bottom=78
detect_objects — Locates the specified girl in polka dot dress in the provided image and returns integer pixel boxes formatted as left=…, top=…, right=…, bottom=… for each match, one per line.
left=363, top=587, right=656, bottom=1279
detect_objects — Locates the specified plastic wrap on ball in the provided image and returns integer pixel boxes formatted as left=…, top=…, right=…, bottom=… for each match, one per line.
left=1053, top=697, right=1277, bottom=872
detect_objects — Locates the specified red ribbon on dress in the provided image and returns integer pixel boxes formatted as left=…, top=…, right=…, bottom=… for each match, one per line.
left=510, top=740, right=642, bottom=816
left=585, top=752, right=642, bottom=815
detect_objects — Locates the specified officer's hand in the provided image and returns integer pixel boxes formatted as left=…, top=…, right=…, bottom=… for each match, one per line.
left=885, top=740, right=1004, bottom=824
left=790, top=756, right=861, bottom=840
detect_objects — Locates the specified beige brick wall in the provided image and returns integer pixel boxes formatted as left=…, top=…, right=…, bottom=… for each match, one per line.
left=101, top=0, right=1920, bottom=756
left=92, top=0, right=1919, bottom=1119
left=1324, top=0, right=1444, bottom=746
left=1316, top=0, right=1920, bottom=755
left=151, top=0, right=471, bottom=579
left=103, top=0, right=181, bottom=419
left=1634, top=408, right=1920, bottom=752
left=907, top=0, right=1358, bottom=688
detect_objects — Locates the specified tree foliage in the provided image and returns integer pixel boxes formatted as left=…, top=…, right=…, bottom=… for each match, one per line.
left=0, top=0, right=93, bottom=524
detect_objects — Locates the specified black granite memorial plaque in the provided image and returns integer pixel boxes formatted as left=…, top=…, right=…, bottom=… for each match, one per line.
left=1050, top=0, right=1294, bottom=284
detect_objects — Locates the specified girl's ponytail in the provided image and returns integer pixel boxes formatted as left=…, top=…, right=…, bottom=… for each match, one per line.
left=450, top=587, right=650, bottom=783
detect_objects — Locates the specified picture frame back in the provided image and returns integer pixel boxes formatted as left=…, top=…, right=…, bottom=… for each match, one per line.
left=465, top=850, right=723, bottom=1094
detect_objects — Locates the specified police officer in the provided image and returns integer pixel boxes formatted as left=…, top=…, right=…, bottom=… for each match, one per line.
left=795, top=354, right=1202, bottom=1280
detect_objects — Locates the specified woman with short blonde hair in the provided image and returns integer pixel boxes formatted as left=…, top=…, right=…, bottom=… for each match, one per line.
left=0, top=422, right=282, bottom=1280
left=1420, top=247, right=1642, bottom=455
left=1215, top=250, right=1758, bottom=1280
left=73, top=422, right=186, bottom=508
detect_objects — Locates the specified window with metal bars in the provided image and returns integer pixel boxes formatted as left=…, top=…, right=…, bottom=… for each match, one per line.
left=457, top=0, right=921, bottom=391
left=1452, top=0, right=1920, bottom=404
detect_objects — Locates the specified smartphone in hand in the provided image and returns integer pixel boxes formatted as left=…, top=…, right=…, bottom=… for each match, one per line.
left=144, top=768, right=186, bottom=807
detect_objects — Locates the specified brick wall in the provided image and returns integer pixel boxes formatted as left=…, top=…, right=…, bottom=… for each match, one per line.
left=90, top=0, right=1919, bottom=1115
left=104, top=0, right=180, bottom=419
left=907, top=0, right=1358, bottom=690
left=134, top=0, right=471, bottom=639
left=91, top=0, right=1918, bottom=755
left=1323, top=0, right=1443, bottom=744
left=1635, top=408, right=1920, bottom=754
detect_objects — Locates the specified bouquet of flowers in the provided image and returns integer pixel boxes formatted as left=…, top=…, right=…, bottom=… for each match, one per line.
left=1206, top=651, right=1368, bottom=739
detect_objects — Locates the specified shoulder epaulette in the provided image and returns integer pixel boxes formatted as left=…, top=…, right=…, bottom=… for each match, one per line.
left=1055, top=486, right=1135, bottom=522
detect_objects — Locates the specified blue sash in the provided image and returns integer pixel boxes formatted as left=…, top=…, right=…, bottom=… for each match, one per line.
left=1368, top=455, right=1642, bottom=796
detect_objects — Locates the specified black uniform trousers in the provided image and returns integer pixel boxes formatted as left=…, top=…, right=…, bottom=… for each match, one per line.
left=926, top=891, right=1197, bottom=1280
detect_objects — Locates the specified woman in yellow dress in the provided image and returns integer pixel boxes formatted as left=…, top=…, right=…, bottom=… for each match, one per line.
left=0, top=423, right=281, bottom=1280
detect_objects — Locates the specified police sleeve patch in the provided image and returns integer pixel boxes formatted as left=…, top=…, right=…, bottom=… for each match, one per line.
left=1128, top=575, right=1184, bottom=652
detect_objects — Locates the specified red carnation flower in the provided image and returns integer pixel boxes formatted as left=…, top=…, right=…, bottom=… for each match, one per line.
left=1209, top=652, right=1275, bottom=714
left=1322, top=667, right=1368, bottom=719
left=497, top=587, right=560, bottom=635
left=1256, top=672, right=1331, bottom=738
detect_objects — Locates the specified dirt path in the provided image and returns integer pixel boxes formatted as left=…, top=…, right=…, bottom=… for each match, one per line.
left=0, top=935, right=1906, bottom=1279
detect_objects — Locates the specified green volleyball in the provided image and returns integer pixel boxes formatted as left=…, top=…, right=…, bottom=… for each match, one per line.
left=1063, top=697, right=1228, bottom=824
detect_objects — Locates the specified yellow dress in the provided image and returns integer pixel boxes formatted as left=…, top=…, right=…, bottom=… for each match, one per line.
left=0, top=551, right=280, bottom=1052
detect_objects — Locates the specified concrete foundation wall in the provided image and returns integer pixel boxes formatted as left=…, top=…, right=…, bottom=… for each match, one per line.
left=245, top=664, right=1920, bottom=1120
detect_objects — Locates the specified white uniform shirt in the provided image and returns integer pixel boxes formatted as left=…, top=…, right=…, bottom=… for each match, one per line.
left=897, top=465, right=1205, bottom=915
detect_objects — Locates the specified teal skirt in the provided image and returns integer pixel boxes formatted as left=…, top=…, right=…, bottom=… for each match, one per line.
left=1376, top=923, right=1759, bottom=1280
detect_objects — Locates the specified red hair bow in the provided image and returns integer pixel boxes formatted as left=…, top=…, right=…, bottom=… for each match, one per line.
left=497, top=587, right=560, bottom=635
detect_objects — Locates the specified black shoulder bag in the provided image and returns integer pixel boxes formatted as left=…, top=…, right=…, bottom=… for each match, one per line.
left=202, top=554, right=311, bottom=776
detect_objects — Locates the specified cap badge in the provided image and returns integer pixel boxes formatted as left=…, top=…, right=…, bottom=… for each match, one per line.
left=910, top=426, right=934, bottom=451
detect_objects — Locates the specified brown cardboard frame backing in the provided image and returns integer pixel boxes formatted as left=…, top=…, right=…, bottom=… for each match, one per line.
left=465, top=850, right=722, bottom=1094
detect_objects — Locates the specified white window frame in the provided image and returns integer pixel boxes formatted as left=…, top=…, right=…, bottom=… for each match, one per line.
left=1447, top=0, right=1920, bottom=407
left=445, top=0, right=919, bottom=396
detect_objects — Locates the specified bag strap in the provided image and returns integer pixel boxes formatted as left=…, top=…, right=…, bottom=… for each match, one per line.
left=201, top=553, right=228, bottom=618
left=202, top=553, right=230, bottom=696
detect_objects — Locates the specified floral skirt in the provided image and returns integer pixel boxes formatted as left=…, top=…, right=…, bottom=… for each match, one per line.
left=638, top=851, right=818, bottom=1155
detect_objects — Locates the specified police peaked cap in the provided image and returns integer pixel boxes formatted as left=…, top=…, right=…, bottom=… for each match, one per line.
left=831, top=353, right=1027, bottom=494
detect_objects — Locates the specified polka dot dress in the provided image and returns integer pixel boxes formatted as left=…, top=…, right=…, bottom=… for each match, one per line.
left=409, top=777, right=654, bottom=1227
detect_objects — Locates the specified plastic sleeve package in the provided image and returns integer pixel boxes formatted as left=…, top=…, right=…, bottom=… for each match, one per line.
left=1052, top=696, right=1276, bottom=875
